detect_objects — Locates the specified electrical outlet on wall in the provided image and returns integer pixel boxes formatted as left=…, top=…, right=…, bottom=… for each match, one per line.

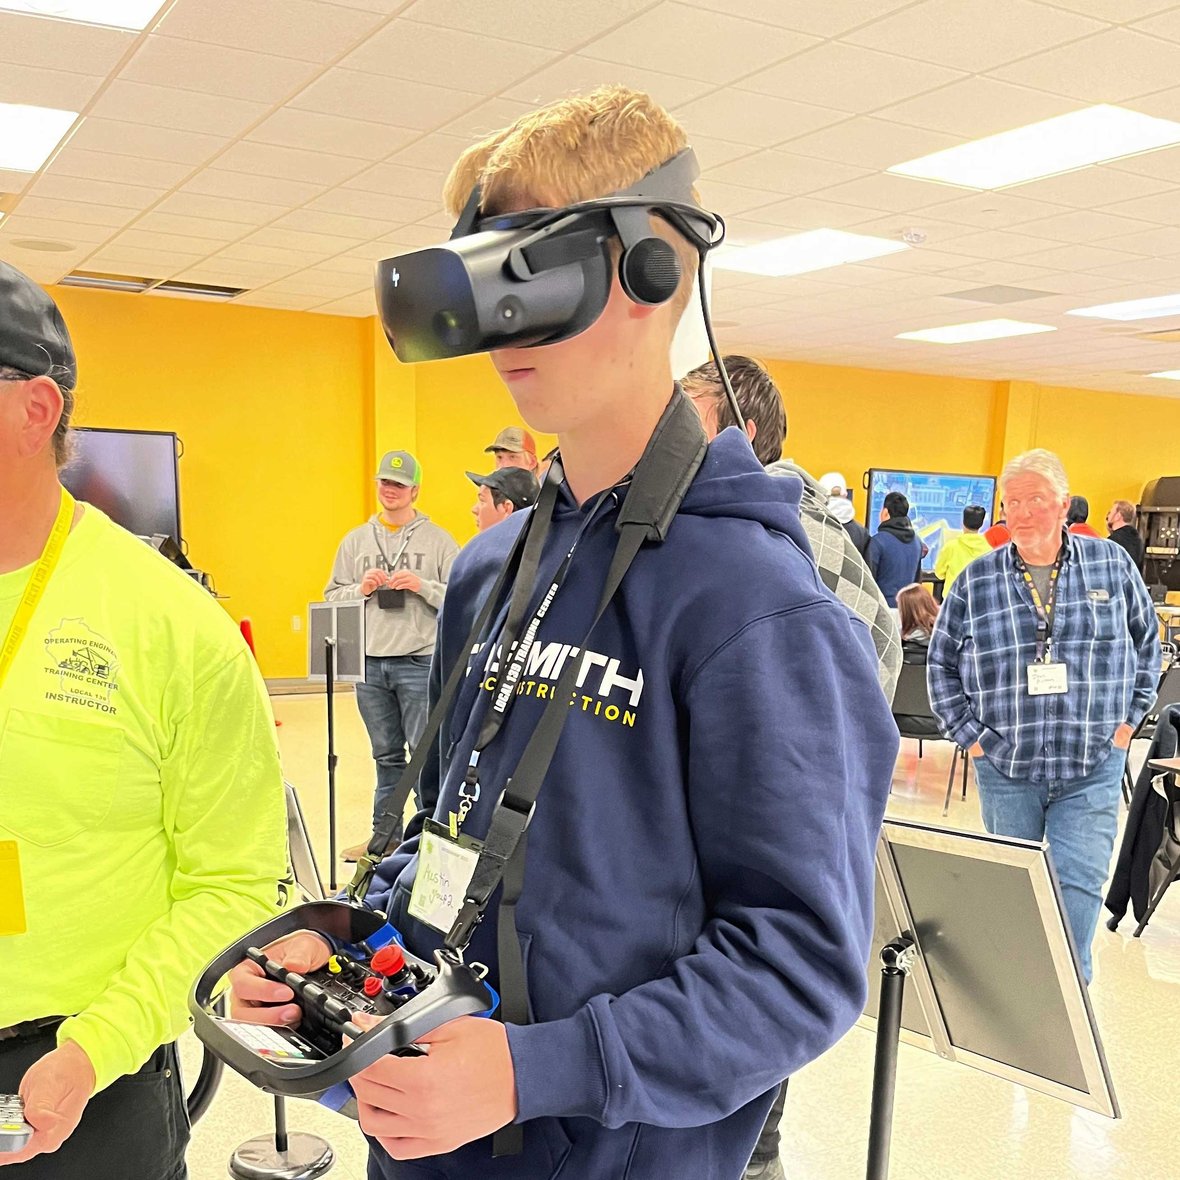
left=292, top=616, right=303, bottom=632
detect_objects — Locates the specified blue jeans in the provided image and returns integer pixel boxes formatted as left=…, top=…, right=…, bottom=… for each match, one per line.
left=355, top=655, right=431, bottom=831
left=973, top=747, right=1127, bottom=982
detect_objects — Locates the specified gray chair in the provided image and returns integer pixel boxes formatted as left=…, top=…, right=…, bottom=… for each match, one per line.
left=890, top=663, right=970, bottom=814
left=1133, top=769, right=1180, bottom=938
left=1122, top=663, right=1180, bottom=804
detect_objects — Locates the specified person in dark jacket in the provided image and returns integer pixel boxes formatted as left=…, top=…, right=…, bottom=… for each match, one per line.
left=894, top=583, right=941, bottom=738
left=1106, top=500, right=1145, bottom=569
left=1067, top=494, right=1102, bottom=538
left=867, top=492, right=924, bottom=607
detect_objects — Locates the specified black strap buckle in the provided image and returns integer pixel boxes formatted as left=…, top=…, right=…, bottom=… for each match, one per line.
left=445, top=900, right=485, bottom=951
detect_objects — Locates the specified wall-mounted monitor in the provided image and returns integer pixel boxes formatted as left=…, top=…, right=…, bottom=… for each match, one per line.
left=866, top=468, right=996, bottom=574
left=61, top=428, right=182, bottom=545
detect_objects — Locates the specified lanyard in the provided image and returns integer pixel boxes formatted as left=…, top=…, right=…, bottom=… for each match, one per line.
left=370, top=516, right=422, bottom=573
left=0, top=487, right=75, bottom=693
left=452, top=471, right=617, bottom=836
left=1013, top=546, right=1063, bottom=662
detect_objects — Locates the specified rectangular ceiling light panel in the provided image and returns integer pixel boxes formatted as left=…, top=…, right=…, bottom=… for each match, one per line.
left=889, top=105, right=1180, bottom=190
left=897, top=318, right=1057, bottom=344
left=0, top=102, right=77, bottom=171
left=713, top=229, right=907, bottom=277
left=1067, top=293, right=1180, bottom=322
left=0, top=1, right=162, bottom=29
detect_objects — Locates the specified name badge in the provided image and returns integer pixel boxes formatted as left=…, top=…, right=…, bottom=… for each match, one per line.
left=1028, top=661, right=1069, bottom=696
left=409, top=820, right=483, bottom=935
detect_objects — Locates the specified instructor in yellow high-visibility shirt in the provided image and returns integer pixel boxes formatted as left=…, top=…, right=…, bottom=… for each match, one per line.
left=0, top=261, right=287, bottom=1179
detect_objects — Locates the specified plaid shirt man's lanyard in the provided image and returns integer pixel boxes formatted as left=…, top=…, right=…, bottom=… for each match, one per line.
left=1013, top=546, right=1068, bottom=696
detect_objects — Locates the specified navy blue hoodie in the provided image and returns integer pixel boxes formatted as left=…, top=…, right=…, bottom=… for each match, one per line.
left=364, top=429, right=897, bottom=1180
left=867, top=516, right=924, bottom=607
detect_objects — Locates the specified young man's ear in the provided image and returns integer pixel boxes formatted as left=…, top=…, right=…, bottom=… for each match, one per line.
left=745, top=419, right=757, bottom=446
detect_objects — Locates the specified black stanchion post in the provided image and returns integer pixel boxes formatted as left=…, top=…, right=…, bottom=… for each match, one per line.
left=273, top=1096, right=288, bottom=1156
left=866, top=935, right=916, bottom=1180
left=325, top=636, right=338, bottom=891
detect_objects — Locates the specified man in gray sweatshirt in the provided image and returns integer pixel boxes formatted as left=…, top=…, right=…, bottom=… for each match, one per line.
left=325, top=450, right=458, bottom=859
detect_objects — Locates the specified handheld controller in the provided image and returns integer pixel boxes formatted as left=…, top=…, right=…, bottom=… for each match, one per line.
left=190, top=901, right=497, bottom=1102
left=0, top=1095, right=32, bottom=1154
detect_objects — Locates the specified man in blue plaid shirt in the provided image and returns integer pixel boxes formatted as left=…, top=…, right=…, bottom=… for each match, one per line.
left=929, top=449, right=1159, bottom=982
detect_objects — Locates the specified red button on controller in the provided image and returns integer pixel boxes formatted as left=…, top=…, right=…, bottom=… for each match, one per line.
left=362, top=976, right=383, bottom=998
left=371, top=946, right=406, bottom=977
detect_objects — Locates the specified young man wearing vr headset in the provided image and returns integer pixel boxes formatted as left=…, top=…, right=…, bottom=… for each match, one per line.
left=232, top=86, right=896, bottom=1179
left=0, top=261, right=287, bottom=1177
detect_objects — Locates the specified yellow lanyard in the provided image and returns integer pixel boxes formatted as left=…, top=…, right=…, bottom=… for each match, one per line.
left=0, top=487, right=75, bottom=693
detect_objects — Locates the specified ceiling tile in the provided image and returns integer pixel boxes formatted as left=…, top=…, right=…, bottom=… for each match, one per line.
left=291, top=68, right=479, bottom=129
left=441, top=98, right=538, bottom=139
left=65, top=119, right=227, bottom=166
left=1, top=215, right=112, bottom=245
left=1104, top=146, right=1180, bottom=184
left=247, top=109, right=418, bottom=160
left=1083, top=256, right=1180, bottom=282
left=0, top=11, right=135, bottom=73
left=675, top=0, right=914, bottom=36
left=0, top=246, right=84, bottom=284
left=734, top=196, right=884, bottom=231
left=159, top=0, right=385, bottom=63
left=876, top=76, right=1080, bottom=139
left=672, top=91, right=845, bottom=148
left=273, top=208, right=403, bottom=240
left=343, top=19, right=560, bottom=91
left=1010, top=164, right=1175, bottom=208
left=314, top=292, right=376, bottom=316
left=121, top=36, right=320, bottom=103
left=28, top=174, right=165, bottom=209
left=1019, top=242, right=1149, bottom=270
left=696, top=178, right=780, bottom=215
left=89, top=80, right=270, bottom=136
left=0, top=169, right=34, bottom=196
left=216, top=241, right=321, bottom=266
left=133, top=210, right=253, bottom=240
left=782, top=117, right=964, bottom=170
left=105, top=227, right=220, bottom=256
left=920, top=190, right=1072, bottom=228
left=399, top=0, right=667, bottom=51
left=370, top=223, right=443, bottom=247
left=738, top=42, right=965, bottom=113
left=254, top=272, right=367, bottom=297
left=1015, top=208, right=1157, bottom=244
left=47, top=148, right=190, bottom=190
left=991, top=28, right=1180, bottom=101
left=182, top=169, right=329, bottom=206
left=386, top=135, right=469, bottom=173
left=504, top=54, right=714, bottom=110
left=1099, top=225, right=1180, bottom=256
left=214, top=141, right=364, bottom=185
left=155, top=191, right=286, bottom=225
left=580, top=2, right=819, bottom=85
left=808, top=172, right=959, bottom=212
left=706, top=151, right=872, bottom=196
left=309, top=188, right=436, bottom=222
left=10, top=196, right=137, bottom=227
left=689, top=137, right=758, bottom=171
left=243, top=226, right=364, bottom=254
left=0, top=63, right=103, bottom=111
left=844, top=0, right=1107, bottom=70
left=177, top=260, right=295, bottom=286
left=84, top=245, right=206, bottom=274
left=234, top=290, right=323, bottom=310
left=340, top=162, right=443, bottom=202
left=937, top=228, right=1068, bottom=260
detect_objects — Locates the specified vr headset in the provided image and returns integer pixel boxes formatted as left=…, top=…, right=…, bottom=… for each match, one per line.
left=375, top=149, right=724, bottom=364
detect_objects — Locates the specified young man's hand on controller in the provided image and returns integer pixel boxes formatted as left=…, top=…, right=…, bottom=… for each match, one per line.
left=229, top=932, right=332, bottom=1026
left=346, top=1013, right=518, bottom=1160
left=0, top=1040, right=95, bottom=1167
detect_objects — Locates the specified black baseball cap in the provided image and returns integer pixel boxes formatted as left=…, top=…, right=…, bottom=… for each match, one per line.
left=0, top=261, right=77, bottom=389
left=466, top=466, right=540, bottom=511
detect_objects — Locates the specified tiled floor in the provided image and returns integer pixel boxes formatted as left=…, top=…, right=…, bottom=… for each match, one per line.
left=179, top=694, right=1180, bottom=1179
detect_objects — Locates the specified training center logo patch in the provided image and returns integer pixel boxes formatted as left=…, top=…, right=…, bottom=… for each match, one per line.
left=43, top=619, right=121, bottom=715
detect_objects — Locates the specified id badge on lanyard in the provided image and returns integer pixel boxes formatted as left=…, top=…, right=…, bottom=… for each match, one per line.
left=408, top=819, right=484, bottom=934
left=1019, top=549, right=1068, bottom=697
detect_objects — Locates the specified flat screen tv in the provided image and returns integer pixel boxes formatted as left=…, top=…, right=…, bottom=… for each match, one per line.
left=61, top=428, right=182, bottom=545
left=866, top=468, right=996, bottom=574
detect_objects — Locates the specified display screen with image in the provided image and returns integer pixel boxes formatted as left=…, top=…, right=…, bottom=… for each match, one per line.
left=61, top=428, right=182, bottom=545
left=866, top=469, right=996, bottom=574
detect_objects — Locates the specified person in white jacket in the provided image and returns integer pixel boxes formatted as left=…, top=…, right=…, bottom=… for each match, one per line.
left=325, top=450, right=458, bottom=858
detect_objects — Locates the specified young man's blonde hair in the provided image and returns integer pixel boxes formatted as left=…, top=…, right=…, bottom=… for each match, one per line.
left=443, top=85, right=703, bottom=318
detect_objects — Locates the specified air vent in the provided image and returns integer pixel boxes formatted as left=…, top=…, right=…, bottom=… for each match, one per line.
left=148, top=280, right=245, bottom=302
left=59, top=270, right=154, bottom=293
left=943, top=285, right=1053, bottom=304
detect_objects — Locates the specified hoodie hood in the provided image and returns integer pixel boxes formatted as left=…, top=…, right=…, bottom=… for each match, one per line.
left=878, top=515, right=916, bottom=544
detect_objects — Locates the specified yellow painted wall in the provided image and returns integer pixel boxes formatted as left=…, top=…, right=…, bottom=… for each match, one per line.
left=763, top=360, right=1002, bottom=516
left=53, top=286, right=371, bottom=678
left=412, top=354, right=556, bottom=548
left=51, top=284, right=1177, bottom=676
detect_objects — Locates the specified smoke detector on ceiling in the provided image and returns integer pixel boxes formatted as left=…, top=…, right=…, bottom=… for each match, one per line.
left=900, top=227, right=927, bottom=245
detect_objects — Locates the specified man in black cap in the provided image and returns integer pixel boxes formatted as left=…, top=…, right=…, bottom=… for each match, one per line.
left=468, top=466, right=540, bottom=533
left=0, top=261, right=287, bottom=1177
